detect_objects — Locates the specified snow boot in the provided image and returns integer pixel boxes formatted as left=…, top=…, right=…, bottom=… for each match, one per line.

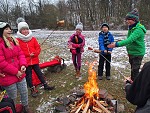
left=106, top=76, right=111, bottom=80
left=43, top=83, right=55, bottom=90
left=75, top=70, right=80, bottom=79
left=30, top=86, right=38, bottom=97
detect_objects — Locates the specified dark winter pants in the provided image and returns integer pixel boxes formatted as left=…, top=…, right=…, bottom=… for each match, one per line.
left=0, top=98, right=16, bottom=113
left=98, top=54, right=111, bottom=77
left=129, top=55, right=143, bottom=81
left=26, top=64, right=46, bottom=88
left=72, top=53, right=82, bottom=71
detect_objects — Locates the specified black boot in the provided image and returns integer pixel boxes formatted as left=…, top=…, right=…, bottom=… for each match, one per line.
left=43, top=83, right=55, bottom=90
left=30, top=86, right=38, bottom=97
left=23, top=105, right=33, bottom=113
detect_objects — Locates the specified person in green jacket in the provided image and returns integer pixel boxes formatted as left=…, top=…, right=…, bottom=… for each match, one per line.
left=107, top=8, right=146, bottom=81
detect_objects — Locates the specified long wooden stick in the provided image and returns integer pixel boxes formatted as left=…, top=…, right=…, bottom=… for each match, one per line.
left=94, top=99, right=111, bottom=113
left=75, top=104, right=84, bottom=113
left=82, top=99, right=90, bottom=113
left=87, top=109, right=91, bottom=113
left=93, top=106, right=102, bottom=113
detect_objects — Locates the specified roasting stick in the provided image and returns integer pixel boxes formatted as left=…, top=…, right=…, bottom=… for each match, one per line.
left=88, top=47, right=130, bottom=81
left=94, top=99, right=111, bottom=113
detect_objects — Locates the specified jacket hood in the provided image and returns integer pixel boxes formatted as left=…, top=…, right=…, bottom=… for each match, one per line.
left=136, top=22, right=147, bottom=33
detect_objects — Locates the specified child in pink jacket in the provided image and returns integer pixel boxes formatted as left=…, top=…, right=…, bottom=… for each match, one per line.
left=0, top=22, right=32, bottom=113
left=68, top=22, right=85, bottom=78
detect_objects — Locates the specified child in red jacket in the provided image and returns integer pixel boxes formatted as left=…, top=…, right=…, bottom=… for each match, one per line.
left=17, top=22, right=54, bottom=98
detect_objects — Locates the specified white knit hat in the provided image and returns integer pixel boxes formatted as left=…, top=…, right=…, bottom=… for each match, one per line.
left=18, top=22, right=29, bottom=31
left=75, top=22, right=83, bottom=31
left=0, top=22, right=7, bottom=28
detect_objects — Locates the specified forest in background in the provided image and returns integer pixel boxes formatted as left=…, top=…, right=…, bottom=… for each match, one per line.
left=0, top=0, right=150, bottom=30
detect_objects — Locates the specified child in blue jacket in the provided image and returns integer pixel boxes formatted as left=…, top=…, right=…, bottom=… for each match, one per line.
left=98, top=23, right=114, bottom=80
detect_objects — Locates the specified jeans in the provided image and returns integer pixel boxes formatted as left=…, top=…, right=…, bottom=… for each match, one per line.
left=129, top=55, right=143, bottom=81
left=98, top=54, right=111, bottom=77
left=3, top=78, right=28, bottom=106
left=26, top=64, right=46, bottom=88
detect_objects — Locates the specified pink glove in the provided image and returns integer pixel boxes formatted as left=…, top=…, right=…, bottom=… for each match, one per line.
left=72, top=44, right=80, bottom=48
left=71, top=49, right=77, bottom=54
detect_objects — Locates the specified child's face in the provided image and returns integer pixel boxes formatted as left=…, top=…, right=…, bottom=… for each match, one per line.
left=20, top=28, right=29, bottom=36
left=3, top=27, right=12, bottom=38
left=101, top=26, right=109, bottom=32
left=76, top=29, right=82, bottom=35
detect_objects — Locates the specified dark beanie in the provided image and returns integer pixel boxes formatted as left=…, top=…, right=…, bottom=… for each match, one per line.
left=101, top=23, right=109, bottom=29
left=125, top=8, right=139, bottom=22
left=0, top=22, right=11, bottom=37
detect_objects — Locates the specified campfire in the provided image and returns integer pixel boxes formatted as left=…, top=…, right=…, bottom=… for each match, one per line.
left=70, top=63, right=112, bottom=113
left=55, top=62, right=118, bottom=113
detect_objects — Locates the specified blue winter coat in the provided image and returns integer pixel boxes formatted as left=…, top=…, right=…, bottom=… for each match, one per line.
left=98, top=31, right=114, bottom=54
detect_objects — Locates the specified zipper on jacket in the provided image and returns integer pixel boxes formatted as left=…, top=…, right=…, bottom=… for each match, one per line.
left=26, top=43, right=33, bottom=65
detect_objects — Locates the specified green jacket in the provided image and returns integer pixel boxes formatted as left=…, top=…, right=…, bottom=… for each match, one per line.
left=118, top=22, right=146, bottom=56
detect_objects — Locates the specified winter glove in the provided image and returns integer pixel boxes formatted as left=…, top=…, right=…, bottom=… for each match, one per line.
left=72, top=44, right=80, bottom=48
left=71, top=49, right=77, bottom=54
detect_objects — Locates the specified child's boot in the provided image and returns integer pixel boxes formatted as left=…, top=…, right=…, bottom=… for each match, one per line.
left=43, top=83, right=55, bottom=90
left=76, top=70, right=80, bottom=79
left=30, top=86, right=38, bottom=97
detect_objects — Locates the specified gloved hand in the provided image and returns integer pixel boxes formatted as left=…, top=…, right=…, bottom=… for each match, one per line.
left=71, top=49, right=77, bottom=54
left=72, top=44, right=80, bottom=48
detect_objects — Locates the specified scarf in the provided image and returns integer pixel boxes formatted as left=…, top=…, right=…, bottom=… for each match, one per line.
left=17, top=30, right=32, bottom=42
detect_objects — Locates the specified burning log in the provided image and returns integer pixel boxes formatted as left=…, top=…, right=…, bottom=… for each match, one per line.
left=87, top=109, right=91, bottom=113
left=94, top=99, right=111, bottom=113
left=93, top=106, right=102, bottom=113
left=70, top=103, right=83, bottom=113
left=82, top=99, right=90, bottom=113
left=75, top=104, right=83, bottom=113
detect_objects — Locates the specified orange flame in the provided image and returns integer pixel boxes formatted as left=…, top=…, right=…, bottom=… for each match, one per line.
left=84, top=62, right=99, bottom=99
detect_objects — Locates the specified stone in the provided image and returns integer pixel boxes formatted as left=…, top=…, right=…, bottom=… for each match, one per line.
left=55, top=105, right=67, bottom=112
left=99, top=89, right=108, bottom=99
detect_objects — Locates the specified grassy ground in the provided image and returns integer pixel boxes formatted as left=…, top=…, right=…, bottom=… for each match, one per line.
left=26, top=31, right=150, bottom=113
left=24, top=40, right=138, bottom=113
